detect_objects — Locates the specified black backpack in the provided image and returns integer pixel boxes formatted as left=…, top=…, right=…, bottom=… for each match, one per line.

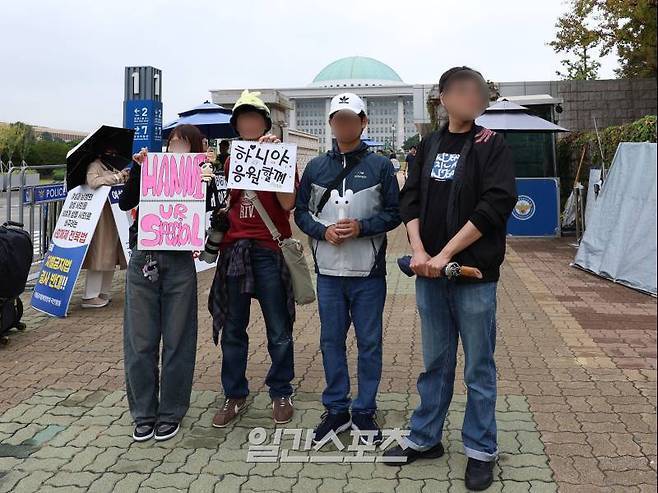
left=0, top=221, right=33, bottom=299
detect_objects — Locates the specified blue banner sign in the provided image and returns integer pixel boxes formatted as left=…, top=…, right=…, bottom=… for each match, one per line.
left=22, top=183, right=67, bottom=205
left=31, top=185, right=110, bottom=317
left=124, top=99, right=162, bottom=153
left=507, top=178, right=560, bottom=237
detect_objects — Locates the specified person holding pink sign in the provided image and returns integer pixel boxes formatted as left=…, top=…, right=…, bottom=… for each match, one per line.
left=208, top=90, right=298, bottom=428
left=120, top=124, right=213, bottom=443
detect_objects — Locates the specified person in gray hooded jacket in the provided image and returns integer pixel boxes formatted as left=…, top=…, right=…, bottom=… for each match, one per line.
left=295, top=92, right=401, bottom=446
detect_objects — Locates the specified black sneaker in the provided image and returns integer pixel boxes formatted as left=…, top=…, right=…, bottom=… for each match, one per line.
left=154, top=422, right=180, bottom=441
left=132, top=422, right=155, bottom=442
left=381, top=441, right=444, bottom=466
left=351, top=413, right=383, bottom=445
left=465, top=457, right=495, bottom=491
left=312, top=411, right=352, bottom=445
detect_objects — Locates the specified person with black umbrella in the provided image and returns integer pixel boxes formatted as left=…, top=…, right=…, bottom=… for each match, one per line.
left=65, top=126, right=134, bottom=309
left=79, top=144, right=130, bottom=308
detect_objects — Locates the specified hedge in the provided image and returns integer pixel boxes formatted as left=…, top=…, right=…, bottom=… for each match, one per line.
left=556, top=115, right=657, bottom=203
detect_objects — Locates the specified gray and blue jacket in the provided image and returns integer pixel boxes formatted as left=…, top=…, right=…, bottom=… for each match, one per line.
left=294, top=141, right=401, bottom=277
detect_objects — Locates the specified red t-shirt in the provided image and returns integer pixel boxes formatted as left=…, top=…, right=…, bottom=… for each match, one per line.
left=221, top=158, right=299, bottom=250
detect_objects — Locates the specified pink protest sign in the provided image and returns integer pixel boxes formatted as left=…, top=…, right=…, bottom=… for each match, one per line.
left=137, top=152, right=207, bottom=251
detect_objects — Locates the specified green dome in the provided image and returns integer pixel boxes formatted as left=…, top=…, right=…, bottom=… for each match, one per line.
left=311, top=56, right=403, bottom=87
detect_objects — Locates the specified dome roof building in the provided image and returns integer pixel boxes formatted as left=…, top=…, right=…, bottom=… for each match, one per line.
left=210, top=56, right=428, bottom=152
left=310, top=56, right=404, bottom=88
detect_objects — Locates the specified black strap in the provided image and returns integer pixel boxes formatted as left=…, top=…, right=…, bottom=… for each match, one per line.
left=316, top=149, right=367, bottom=214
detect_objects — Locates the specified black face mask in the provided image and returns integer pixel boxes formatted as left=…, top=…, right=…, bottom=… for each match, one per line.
left=100, top=154, right=126, bottom=170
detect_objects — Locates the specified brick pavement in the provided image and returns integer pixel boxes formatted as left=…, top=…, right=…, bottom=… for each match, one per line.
left=0, top=226, right=655, bottom=492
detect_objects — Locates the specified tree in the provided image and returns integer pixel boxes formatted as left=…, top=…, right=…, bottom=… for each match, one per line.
left=548, top=0, right=602, bottom=80
left=549, top=0, right=657, bottom=80
left=0, top=122, right=35, bottom=161
left=26, top=139, right=77, bottom=165
left=402, top=133, right=420, bottom=151
left=599, top=0, right=657, bottom=78
left=0, top=122, right=36, bottom=163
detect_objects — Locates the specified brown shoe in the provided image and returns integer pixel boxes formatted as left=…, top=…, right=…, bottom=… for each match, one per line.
left=81, top=297, right=109, bottom=309
left=212, top=397, right=247, bottom=428
left=272, top=396, right=294, bottom=424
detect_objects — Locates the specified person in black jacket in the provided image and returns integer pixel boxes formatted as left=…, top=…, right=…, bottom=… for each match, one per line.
left=382, top=67, right=517, bottom=491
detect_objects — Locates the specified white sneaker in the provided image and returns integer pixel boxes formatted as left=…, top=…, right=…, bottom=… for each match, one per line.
left=81, top=297, right=109, bottom=308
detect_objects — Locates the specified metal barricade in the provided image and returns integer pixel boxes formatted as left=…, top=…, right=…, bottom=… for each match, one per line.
left=4, top=164, right=67, bottom=264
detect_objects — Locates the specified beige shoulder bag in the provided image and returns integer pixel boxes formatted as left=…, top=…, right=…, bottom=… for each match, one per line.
left=244, top=191, right=316, bottom=305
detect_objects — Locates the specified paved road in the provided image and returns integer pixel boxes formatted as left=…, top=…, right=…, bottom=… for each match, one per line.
left=0, top=226, right=655, bottom=492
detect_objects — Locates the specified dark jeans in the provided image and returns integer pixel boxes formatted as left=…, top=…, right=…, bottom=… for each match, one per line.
left=123, top=249, right=198, bottom=425
left=317, top=274, right=386, bottom=415
left=403, top=277, right=499, bottom=461
left=220, top=247, right=294, bottom=399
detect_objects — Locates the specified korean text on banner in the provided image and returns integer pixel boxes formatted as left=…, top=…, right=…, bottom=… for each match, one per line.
left=31, top=185, right=110, bottom=317
left=227, top=141, right=297, bottom=193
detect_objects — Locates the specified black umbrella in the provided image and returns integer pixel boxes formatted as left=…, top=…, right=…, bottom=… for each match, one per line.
left=66, top=125, right=135, bottom=190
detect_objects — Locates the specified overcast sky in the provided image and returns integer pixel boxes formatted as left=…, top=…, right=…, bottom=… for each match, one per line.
left=1, top=0, right=619, bottom=132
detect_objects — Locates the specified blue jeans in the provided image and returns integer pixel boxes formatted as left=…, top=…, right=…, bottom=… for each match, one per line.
left=220, top=247, right=294, bottom=399
left=124, top=249, right=198, bottom=425
left=404, top=277, right=498, bottom=462
left=317, top=274, right=386, bottom=416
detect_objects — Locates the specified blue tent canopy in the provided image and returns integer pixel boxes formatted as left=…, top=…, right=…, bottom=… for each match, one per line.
left=162, top=101, right=237, bottom=140
left=362, top=138, right=384, bottom=147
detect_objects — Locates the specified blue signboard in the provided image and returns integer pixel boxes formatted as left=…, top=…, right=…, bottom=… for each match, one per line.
left=108, top=184, right=124, bottom=205
left=23, top=183, right=67, bottom=205
left=507, top=178, right=560, bottom=237
left=124, top=99, right=162, bottom=153
left=31, top=186, right=110, bottom=317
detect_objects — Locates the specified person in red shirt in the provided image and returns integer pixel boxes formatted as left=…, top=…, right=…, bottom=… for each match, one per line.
left=209, top=90, right=297, bottom=428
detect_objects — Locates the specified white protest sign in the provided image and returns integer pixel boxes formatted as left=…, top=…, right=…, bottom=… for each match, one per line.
left=31, top=185, right=110, bottom=317
left=227, top=141, right=297, bottom=193
left=108, top=185, right=132, bottom=263
left=138, top=152, right=207, bottom=251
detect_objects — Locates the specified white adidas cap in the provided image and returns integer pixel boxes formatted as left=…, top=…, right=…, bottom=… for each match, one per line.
left=329, top=92, right=367, bottom=118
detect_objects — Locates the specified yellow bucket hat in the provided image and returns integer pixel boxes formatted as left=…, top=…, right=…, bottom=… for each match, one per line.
left=230, top=89, right=272, bottom=132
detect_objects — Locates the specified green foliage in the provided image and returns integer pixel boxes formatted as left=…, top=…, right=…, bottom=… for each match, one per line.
left=402, top=133, right=420, bottom=151
left=0, top=122, right=36, bottom=162
left=52, top=168, right=66, bottom=181
left=556, top=115, right=657, bottom=199
left=549, top=0, right=657, bottom=80
left=548, top=0, right=602, bottom=79
left=599, top=0, right=657, bottom=78
left=26, top=139, right=78, bottom=165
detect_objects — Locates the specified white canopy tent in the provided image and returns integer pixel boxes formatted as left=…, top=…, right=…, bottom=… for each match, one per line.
left=573, top=142, right=657, bottom=295
left=475, top=100, right=568, bottom=133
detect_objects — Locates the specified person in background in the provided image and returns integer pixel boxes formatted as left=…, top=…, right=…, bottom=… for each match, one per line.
left=404, top=145, right=417, bottom=177
left=382, top=67, right=517, bottom=492
left=217, top=140, right=231, bottom=170
left=209, top=90, right=298, bottom=429
left=295, top=92, right=400, bottom=445
left=120, top=124, right=213, bottom=443
left=80, top=145, right=129, bottom=308
left=389, top=152, right=401, bottom=173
